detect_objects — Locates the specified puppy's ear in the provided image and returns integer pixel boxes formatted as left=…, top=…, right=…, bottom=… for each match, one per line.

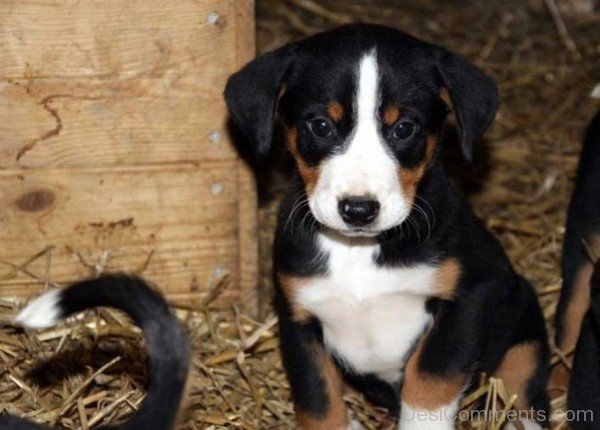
left=224, top=46, right=296, bottom=159
left=435, top=49, right=499, bottom=162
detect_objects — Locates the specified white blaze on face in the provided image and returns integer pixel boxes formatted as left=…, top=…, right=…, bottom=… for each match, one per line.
left=309, top=50, right=410, bottom=234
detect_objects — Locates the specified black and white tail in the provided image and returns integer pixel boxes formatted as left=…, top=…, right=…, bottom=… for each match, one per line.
left=0, top=275, right=190, bottom=430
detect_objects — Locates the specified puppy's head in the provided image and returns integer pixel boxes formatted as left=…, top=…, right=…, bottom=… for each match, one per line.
left=225, top=24, right=498, bottom=236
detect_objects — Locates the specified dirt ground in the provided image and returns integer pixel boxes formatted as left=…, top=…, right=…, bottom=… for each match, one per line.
left=1, top=1, right=599, bottom=429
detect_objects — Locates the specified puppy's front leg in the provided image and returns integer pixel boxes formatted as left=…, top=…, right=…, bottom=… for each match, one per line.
left=295, top=347, right=350, bottom=430
left=398, top=293, right=489, bottom=430
left=277, top=300, right=352, bottom=430
left=399, top=344, right=465, bottom=430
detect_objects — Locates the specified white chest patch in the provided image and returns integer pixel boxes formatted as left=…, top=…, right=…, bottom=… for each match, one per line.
left=296, top=231, right=436, bottom=382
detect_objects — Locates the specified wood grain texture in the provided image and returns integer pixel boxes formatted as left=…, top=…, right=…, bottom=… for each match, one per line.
left=0, top=162, right=239, bottom=304
left=233, top=0, right=260, bottom=315
left=0, top=1, right=233, bottom=77
left=0, top=0, right=258, bottom=308
left=0, top=0, right=237, bottom=167
left=0, top=86, right=236, bottom=167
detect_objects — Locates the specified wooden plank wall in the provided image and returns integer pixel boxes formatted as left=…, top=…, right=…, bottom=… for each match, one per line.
left=0, top=0, right=258, bottom=309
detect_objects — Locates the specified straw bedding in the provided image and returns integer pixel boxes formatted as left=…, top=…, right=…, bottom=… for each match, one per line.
left=1, top=0, right=599, bottom=428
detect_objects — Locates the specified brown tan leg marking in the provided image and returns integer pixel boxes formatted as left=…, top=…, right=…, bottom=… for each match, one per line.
left=402, top=345, right=466, bottom=411
left=562, top=262, right=595, bottom=352
left=327, top=101, right=344, bottom=123
left=433, top=258, right=462, bottom=300
left=440, top=87, right=452, bottom=109
left=548, top=262, right=591, bottom=397
left=549, top=234, right=600, bottom=397
left=278, top=274, right=312, bottom=323
left=548, top=364, right=570, bottom=399
left=296, top=346, right=349, bottom=429
left=495, top=342, right=539, bottom=413
left=383, top=105, right=401, bottom=126
left=286, top=126, right=321, bottom=195
left=398, top=135, right=437, bottom=207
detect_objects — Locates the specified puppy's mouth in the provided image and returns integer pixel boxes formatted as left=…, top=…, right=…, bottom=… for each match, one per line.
left=316, top=216, right=405, bottom=238
left=338, top=227, right=379, bottom=237
left=308, top=193, right=411, bottom=237
left=310, top=208, right=380, bottom=237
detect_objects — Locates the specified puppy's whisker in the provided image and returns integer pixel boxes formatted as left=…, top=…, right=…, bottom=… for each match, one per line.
left=415, top=195, right=436, bottom=230
left=413, top=214, right=422, bottom=244
left=396, top=218, right=405, bottom=241
left=411, top=206, right=426, bottom=243
left=297, top=203, right=314, bottom=234
left=284, top=193, right=309, bottom=233
left=406, top=212, right=421, bottom=244
left=290, top=200, right=310, bottom=237
left=412, top=202, right=432, bottom=245
left=401, top=215, right=413, bottom=241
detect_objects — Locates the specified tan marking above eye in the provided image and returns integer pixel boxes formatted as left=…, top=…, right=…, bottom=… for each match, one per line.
left=402, top=344, right=466, bottom=410
left=383, top=106, right=401, bottom=126
left=327, top=101, right=344, bottom=123
left=285, top=126, right=321, bottom=195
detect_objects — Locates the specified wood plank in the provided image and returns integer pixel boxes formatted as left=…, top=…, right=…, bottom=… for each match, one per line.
left=0, top=0, right=234, bottom=79
left=0, top=84, right=235, bottom=168
left=0, top=0, right=259, bottom=309
left=233, top=0, right=260, bottom=315
left=0, top=0, right=239, bottom=167
left=0, top=162, right=239, bottom=303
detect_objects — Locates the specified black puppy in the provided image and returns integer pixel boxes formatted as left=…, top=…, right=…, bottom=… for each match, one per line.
left=569, top=261, right=600, bottom=429
left=0, top=275, right=189, bottom=430
left=550, top=109, right=600, bottom=396
left=551, top=109, right=600, bottom=428
left=226, top=24, right=549, bottom=429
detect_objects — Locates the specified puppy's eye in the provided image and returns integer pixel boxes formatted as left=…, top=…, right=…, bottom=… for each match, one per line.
left=393, top=120, right=418, bottom=141
left=307, top=118, right=332, bottom=137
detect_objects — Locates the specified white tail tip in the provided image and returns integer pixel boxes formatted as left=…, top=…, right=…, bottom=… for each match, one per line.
left=15, top=290, right=63, bottom=329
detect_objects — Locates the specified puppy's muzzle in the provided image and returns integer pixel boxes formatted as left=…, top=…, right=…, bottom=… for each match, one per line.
left=338, top=196, right=380, bottom=227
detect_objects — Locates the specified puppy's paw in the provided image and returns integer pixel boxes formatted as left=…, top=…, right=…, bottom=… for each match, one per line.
left=399, top=401, right=456, bottom=430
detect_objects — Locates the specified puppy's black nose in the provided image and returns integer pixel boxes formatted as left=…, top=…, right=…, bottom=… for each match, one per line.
left=338, top=197, right=380, bottom=227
